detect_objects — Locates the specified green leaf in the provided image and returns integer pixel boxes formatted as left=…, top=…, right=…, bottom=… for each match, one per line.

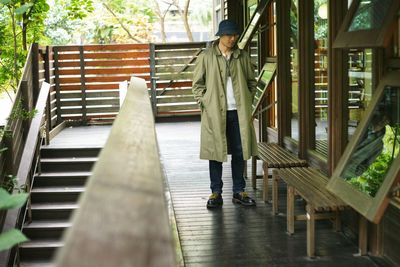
left=0, top=147, right=7, bottom=153
left=0, top=0, right=11, bottom=5
left=0, top=229, right=29, bottom=251
left=15, top=3, right=34, bottom=15
left=0, top=189, right=28, bottom=210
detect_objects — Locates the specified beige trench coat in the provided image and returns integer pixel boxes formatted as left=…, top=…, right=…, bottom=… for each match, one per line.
left=192, top=41, right=258, bottom=162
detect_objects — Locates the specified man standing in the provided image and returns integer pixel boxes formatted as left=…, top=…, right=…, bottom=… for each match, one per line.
left=192, top=19, right=258, bottom=209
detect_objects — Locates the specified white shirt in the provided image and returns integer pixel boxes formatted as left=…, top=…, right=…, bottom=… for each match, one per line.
left=222, top=52, right=237, bottom=111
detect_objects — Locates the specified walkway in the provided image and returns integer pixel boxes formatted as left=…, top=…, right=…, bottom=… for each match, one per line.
left=155, top=119, right=378, bottom=267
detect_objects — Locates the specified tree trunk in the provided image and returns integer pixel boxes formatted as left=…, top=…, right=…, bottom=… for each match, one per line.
left=175, top=0, right=193, bottom=42
left=9, top=7, right=18, bottom=92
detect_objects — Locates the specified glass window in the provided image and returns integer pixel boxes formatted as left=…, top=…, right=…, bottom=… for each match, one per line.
left=314, top=0, right=328, bottom=157
left=348, top=0, right=392, bottom=32
left=348, top=49, right=373, bottom=138
left=334, top=0, right=399, bottom=48
left=328, top=72, right=400, bottom=223
left=289, top=0, right=299, bottom=141
left=341, top=86, right=400, bottom=197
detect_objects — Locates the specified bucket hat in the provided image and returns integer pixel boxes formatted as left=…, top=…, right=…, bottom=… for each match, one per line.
left=215, top=20, right=240, bottom=36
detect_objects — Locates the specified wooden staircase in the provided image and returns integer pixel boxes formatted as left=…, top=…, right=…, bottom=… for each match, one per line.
left=18, top=146, right=100, bottom=266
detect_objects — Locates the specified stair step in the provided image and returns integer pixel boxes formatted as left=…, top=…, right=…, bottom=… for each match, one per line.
left=23, top=221, right=71, bottom=240
left=40, top=157, right=97, bottom=172
left=19, top=240, right=63, bottom=261
left=30, top=203, right=79, bottom=221
left=31, top=187, right=84, bottom=203
left=34, top=172, right=91, bottom=187
left=41, top=147, right=101, bottom=158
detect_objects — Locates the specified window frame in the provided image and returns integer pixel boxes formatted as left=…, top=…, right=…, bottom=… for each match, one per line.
left=238, top=0, right=271, bottom=49
left=327, top=71, right=400, bottom=223
left=252, top=61, right=277, bottom=117
left=333, top=0, right=400, bottom=48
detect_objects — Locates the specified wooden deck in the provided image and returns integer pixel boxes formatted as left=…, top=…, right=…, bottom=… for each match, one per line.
left=155, top=119, right=378, bottom=267
left=49, top=122, right=380, bottom=266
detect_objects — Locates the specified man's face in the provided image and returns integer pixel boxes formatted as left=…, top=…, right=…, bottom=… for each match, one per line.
left=219, top=34, right=239, bottom=49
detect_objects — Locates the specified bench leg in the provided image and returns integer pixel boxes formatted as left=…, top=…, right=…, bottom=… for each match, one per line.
left=359, top=216, right=368, bottom=256
left=244, top=160, right=248, bottom=178
left=287, top=185, right=295, bottom=235
left=262, top=162, right=269, bottom=202
left=252, top=156, right=257, bottom=189
left=272, top=169, right=279, bottom=215
left=306, top=205, right=316, bottom=258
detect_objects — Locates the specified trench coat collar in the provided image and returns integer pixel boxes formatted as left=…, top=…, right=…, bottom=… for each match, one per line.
left=212, top=39, right=241, bottom=59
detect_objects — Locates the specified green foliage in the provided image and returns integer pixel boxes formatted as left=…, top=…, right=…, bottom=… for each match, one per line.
left=10, top=99, right=38, bottom=120
left=0, top=188, right=28, bottom=252
left=0, top=229, right=28, bottom=251
left=349, top=125, right=400, bottom=197
left=65, top=0, right=94, bottom=20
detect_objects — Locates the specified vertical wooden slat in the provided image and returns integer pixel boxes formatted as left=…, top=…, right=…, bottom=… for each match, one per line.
left=20, top=80, right=30, bottom=140
left=44, top=46, right=52, bottom=139
left=328, top=0, right=348, bottom=175
left=298, top=0, right=315, bottom=159
left=79, top=46, right=87, bottom=123
left=31, top=43, right=40, bottom=106
left=53, top=47, right=62, bottom=124
left=150, top=43, right=157, bottom=116
left=276, top=0, right=291, bottom=146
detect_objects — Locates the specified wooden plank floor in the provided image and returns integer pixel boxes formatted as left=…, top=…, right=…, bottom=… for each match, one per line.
left=155, top=119, right=378, bottom=267
left=49, top=123, right=382, bottom=266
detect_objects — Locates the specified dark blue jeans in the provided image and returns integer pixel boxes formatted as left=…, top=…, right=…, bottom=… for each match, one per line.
left=209, top=110, right=245, bottom=194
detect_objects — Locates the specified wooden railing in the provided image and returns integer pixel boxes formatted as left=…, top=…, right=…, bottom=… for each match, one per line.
left=1, top=82, right=51, bottom=266
left=55, top=77, right=175, bottom=267
left=0, top=44, right=55, bottom=190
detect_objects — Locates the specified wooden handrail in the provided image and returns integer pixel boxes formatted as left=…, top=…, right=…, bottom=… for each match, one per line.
left=55, top=77, right=176, bottom=267
left=1, top=82, right=50, bottom=266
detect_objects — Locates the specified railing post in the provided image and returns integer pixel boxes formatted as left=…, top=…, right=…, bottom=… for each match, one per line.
left=53, top=47, right=62, bottom=125
left=31, top=43, right=40, bottom=106
left=149, top=43, right=157, bottom=117
left=79, top=46, right=87, bottom=124
left=44, top=46, right=52, bottom=140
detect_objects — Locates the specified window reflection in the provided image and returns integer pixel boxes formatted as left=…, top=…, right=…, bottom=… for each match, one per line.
left=348, top=0, right=392, bottom=32
left=290, top=0, right=299, bottom=141
left=314, top=0, right=328, bottom=157
left=341, top=86, right=400, bottom=197
left=348, top=49, right=373, bottom=138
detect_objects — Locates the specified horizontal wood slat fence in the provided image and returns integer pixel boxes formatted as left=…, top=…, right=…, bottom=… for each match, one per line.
left=53, top=42, right=208, bottom=121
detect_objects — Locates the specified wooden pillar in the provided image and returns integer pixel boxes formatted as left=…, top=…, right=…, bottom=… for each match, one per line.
left=328, top=0, right=348, bottom=175
left=298, top=0, right=315, bottom=159
left=276, top=0, right=291, bottom=146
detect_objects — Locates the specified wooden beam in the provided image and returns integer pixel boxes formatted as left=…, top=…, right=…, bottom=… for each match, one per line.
left=55, top=77, right=175, bottom=267
left=276, top=0, right=291, bottom=146
left=328, top=0, right=348, bottom=175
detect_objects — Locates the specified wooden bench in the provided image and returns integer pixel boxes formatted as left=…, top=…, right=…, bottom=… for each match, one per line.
left=251, top=143, right=307, bottom=202
left=272, top=167, right=351, bottom=258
